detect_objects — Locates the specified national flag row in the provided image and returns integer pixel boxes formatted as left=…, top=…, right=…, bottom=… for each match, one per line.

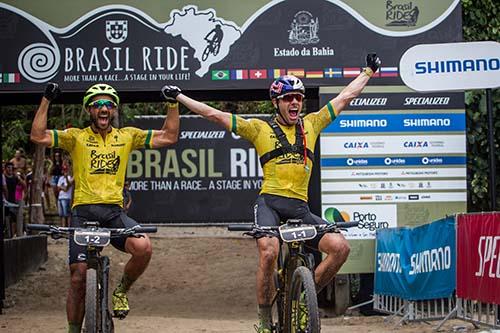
left=0, top=73, right=21, bottom=83
left=211, top=67, right=399, bottom=80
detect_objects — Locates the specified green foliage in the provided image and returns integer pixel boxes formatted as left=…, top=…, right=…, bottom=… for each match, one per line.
left=462, top=0, right=500, bottom=211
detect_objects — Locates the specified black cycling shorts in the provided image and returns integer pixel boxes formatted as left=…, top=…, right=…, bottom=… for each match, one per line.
left=254, top=194, right=328, bottom=249
left=68, top=204, right=139, bottom=265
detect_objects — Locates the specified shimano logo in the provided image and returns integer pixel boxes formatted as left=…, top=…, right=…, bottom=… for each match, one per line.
left=339, top=119, right=387, bottom=128
left=344, top=142, right=369, bottom=149
left=404, top=118, right=451, bottom=127
left=415, top=58, right=500, bottom=74
left=180, top=131, right=226, bottom=140
left=349, top=97, right=387, bottom=106
left=403, top=97, right=450, bottom=106
left=404, top=141, right=429, bottom=148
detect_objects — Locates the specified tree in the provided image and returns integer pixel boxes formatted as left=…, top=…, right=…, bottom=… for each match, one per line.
left=462, top=0, right=500, bottom=211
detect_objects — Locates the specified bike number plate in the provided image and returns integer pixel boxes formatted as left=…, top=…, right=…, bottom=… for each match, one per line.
left=74, top=229, right=111, bottom=246
left=279, top=225, right=317, bottom=242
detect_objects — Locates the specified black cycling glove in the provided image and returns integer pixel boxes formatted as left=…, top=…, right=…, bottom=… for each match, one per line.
left=44, top=82, right=60, bottom=102
left=161, top=85, right=181, bottom=103
left=366, top=53, right=381, bottom=73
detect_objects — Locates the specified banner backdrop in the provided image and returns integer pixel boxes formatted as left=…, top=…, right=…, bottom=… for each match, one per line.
left=125, top=115, right=264, bottom=223
left=374, top=216, right=456, bottom=300
left=456, top=212, right=500, bottom=305
left=0, top=0, right=462, bottom=94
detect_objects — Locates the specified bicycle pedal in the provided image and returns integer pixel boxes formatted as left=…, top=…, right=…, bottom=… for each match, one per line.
left=113, top=310, right=129, bottom=320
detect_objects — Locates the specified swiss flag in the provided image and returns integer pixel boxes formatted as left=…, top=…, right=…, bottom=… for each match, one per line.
left=249, top=69, right=268, bottom=79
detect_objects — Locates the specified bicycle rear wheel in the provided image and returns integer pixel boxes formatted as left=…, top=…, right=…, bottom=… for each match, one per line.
left=85, top=268, right=100, bottom=333
left=286, top=266, right=320, bottom=332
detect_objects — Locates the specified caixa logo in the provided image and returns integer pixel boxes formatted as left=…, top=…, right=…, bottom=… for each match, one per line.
left=384, top=157, right=405, bottom=165
left=404, top=141, right=429, bottom=148
left=421, top=157, right=443, bottom=165
left=344, top=142, right=369, bottom=149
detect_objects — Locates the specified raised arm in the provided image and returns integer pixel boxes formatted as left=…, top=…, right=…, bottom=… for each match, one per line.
left=148, top=87, right=181, bottom=148
left=161, top=85, right=232, bottom=129
left=30, top=83, right=60, bottom=146
left=331, top=54, right=381, bottom=116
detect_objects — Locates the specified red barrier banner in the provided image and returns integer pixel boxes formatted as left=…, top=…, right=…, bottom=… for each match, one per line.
left=457, top=212, right=500, bottom=304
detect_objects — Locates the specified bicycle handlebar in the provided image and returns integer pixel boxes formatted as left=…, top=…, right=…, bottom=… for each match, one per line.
left=26, top=223, right=158, bottom=236
left=227, top=221, right=359, bottom=237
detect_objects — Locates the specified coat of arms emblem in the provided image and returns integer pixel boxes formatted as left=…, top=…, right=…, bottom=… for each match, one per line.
left=288, top=11, right=319, bottom=45
left=106, top=20, right=128, bottom=44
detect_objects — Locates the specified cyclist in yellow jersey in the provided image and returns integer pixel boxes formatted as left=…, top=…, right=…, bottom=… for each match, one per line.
left=164, top=53, right=381, bottom=332
left=30, top=82, right=180, bottom=333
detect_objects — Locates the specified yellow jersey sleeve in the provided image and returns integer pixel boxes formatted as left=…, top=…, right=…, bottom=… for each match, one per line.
left=51, top=128, right=79, bottom=152
left=121, top=127, right=153, bottom=150
left=230, top=114, right=264, bottom=143
left=304, top=100, right=336, bottom=134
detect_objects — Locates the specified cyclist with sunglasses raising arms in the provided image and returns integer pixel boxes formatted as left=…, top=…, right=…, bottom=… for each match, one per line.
left=30, top=83, right=180, bottom=333
left=163, top=53, right=381, bottom=332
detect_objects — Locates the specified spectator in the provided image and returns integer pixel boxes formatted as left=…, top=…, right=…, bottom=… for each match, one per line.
left=4, top=162, right=25, bottom=237
left=10, top=148, right=27, bottom=174
left=123, top=180, right=132, bottom=213
left=49, top=150, right=63, bottom=202
left=57, top=164, right=73, bottom=227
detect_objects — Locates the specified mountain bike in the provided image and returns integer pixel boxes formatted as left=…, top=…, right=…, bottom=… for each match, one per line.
left=27, top=222, right=157, bottom=333
left=202, top=37, right=221, bottom=61
left=228, top=219, right=358, bottom=333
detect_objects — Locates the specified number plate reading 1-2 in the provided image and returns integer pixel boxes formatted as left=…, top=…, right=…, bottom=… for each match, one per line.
left=279, top=225, right=317, bottom=242
left=74, top=229, right=111, bottom=247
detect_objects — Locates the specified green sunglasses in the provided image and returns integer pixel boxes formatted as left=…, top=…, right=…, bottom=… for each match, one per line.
left=88, top=99, right=117, bottom=109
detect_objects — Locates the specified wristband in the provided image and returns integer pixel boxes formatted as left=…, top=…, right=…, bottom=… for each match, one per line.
left=362, top=67, right=374, bottom=77
left=167, top=102, right=178, bottom=108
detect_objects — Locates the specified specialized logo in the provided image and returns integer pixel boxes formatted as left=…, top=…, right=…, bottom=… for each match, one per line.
left=385, top=0, right=419, bottom=27
left=106, top=20, right=128, bottom=44
left=90, top=150, right=120, bottom=174
left=349, top=97, right=387, bottom=107
left=288, top=11, right=319, bottom=45
left=403, top=97, right=450, bottom=106
left=180, top=131, right=226, bottom=139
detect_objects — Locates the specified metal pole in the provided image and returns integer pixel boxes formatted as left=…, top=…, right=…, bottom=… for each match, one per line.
left=486, top=89, right=497, bottom=211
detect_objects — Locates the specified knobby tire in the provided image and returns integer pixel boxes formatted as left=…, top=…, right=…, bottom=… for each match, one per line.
left=85, top=268, right=100, bottom=333
left=286, top=266, right=320, bottom=333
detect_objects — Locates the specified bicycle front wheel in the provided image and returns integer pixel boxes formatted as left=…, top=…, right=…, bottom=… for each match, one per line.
left=85, top=268, right=100, bottom=333
left=286, top=266, right=320, bottom=333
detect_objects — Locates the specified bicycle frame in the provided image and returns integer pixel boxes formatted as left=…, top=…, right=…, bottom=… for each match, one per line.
left=27, top=222, right=157, bottom=333
left=228, top=220, right=358, bottom=333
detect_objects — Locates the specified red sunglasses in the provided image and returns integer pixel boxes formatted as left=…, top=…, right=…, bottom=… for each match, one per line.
left=279, top=93, right=304, bottom=103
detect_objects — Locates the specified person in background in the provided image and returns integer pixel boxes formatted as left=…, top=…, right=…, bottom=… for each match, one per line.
left=57, top=164, right=74, bottom=227
left=123, top=180, right=132, bottom=213
left=50, top=150, right=64, bottom=202
left=10, top=148, right=27, bottom=174
left=4, top=162, right=25, bottom=237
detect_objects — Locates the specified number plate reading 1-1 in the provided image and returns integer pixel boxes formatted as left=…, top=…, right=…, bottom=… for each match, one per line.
left=74, top=229, right=111, bottom=246
left=279, top=225, right=317, bottom=242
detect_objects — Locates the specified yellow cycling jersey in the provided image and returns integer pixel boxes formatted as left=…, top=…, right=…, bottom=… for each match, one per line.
left=51, top=126, right=152, bottom=207
left=229, top=101, right=336, bottom=202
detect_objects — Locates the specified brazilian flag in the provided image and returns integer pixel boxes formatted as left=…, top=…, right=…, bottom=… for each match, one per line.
left=211, top=70, right=230, bottom=80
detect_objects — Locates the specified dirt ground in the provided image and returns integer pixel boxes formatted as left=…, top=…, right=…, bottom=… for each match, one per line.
left=1, top=227, right=485, bottom=332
